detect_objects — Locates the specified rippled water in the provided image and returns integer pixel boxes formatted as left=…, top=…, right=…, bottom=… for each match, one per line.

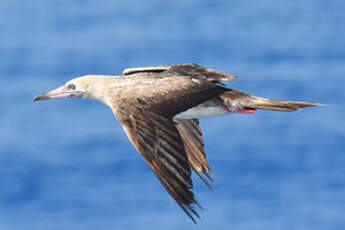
left=1, top=1, right=345, bottom=229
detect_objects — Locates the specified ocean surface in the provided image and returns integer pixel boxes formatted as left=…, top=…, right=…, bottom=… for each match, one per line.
left=1, top=1, right=344, bottom=229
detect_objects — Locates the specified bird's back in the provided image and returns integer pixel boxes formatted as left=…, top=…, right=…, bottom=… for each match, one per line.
left=109, top=73, right=228, bottom=118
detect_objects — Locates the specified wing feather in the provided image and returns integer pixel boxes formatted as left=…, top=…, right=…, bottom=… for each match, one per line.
left=174, top=119, right=214, bottom=187
left=109, top=71, right=229, bottom=222
left=113, top=105, right=200, bottom=222
left=123, top=65, right=170, bottom=75
left=123, top=63, right=236, bottom=82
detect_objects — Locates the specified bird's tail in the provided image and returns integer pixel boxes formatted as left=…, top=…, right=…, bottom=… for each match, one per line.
left=220, top=90, right=322, bottom=113
left=247, top=96, right=321, bottom=112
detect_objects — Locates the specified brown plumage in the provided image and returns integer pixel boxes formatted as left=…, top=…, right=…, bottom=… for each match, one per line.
left=33, top=63, right=321, bottom=222
left=220, top=90, right=319, bottom=112
left=174, top=119, right=213, bottom=187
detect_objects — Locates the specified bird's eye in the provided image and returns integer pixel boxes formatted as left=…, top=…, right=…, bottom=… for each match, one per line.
left=67, top=83, right=76, bottom=90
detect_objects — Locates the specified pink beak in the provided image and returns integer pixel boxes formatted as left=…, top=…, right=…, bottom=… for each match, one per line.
left=33, top=85, right=81, bottom=101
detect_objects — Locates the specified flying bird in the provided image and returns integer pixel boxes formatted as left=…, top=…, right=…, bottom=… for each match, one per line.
left=33, top=63, right=320, bottom=222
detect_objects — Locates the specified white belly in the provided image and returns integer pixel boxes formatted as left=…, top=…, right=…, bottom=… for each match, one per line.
left=174, top=106, right=230, bottom=119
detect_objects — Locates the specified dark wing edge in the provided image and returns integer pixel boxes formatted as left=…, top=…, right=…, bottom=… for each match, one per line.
left=113, top=104, right=201, bottom=223
left=174, top=119, right=214, bottom=188
left=167, top=63, right=237, bottom=82
left=123, top=63, right=237, bottom=82
left=123, top=65, right=170, bottom=75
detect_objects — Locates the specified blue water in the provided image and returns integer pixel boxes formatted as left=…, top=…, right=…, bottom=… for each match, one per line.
left=1, top=1, right=345, bottom=229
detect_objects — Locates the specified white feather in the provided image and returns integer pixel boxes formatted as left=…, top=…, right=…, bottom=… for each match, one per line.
left=174, top=106, right=230, bottom=119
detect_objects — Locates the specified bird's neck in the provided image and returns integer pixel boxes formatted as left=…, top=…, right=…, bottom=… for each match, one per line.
left=83, top=75, right=124, bottom=106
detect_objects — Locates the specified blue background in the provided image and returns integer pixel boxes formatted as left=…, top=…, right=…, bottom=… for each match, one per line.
left=1, top=1, right=344, bottom=229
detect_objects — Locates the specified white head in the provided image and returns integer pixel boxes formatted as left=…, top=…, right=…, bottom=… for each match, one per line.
left=33, top=75, right=116, bottom=104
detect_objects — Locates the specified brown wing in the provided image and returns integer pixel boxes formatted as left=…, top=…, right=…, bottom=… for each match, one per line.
left=174, top=119, right=213, bottom=188
left=123, top=63, right=237, bottom=82
left=166, top=63, right=237, bottom=82
left=113, top=104, right=201, bottom=222
left=111, top=74, right=228, bottom=118
left=123, top=65, right=170, bottom=75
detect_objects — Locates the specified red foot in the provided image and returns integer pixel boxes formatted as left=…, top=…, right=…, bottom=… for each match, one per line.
left=234, top=107, right=257, bottom=114
left=221, top=105, right=257, bottom=114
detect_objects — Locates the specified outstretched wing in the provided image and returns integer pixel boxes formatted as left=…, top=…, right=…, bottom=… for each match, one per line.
left=174, top=119, right=213, bottom=187
left=110, top=72, right=229, bottom=221
left=123, top=63, right=237, bottom=83
left=113, top=104, right=201, bottom=222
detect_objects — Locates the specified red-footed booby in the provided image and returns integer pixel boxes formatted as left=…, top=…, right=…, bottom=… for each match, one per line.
left=33, top=63, right=320, bottom=222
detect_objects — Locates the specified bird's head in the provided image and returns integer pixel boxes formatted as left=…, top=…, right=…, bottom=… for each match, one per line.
left=33, top=75, right=113, bottom=104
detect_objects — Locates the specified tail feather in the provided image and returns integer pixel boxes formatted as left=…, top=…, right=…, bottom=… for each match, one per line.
left=250, top=96, right=320, bottom=112
left=220, top=90, right=322, bottom=112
